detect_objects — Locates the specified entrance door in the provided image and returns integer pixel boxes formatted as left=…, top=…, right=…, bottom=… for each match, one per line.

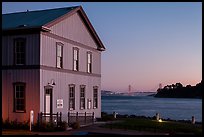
left=44, top=88, right=53, bottom=122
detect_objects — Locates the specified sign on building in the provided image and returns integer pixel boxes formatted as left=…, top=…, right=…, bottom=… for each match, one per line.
left=57, top=99, right=63, bottom=108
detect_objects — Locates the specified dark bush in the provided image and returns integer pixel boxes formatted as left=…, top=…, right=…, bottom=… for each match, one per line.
left=57, top=121, right=68, bottom=131
left=70, top=121, right=80, bottom=129
left=2, top=118, right=29, bottom=130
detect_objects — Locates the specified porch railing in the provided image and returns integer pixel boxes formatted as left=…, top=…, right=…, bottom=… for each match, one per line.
left=68, top=112, right=94, bottom=126
left=38, top=112, right=62, bottom=127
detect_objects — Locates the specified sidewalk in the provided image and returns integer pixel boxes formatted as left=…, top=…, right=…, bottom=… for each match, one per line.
left=2, top=122, right=169, bottom=135
left=2, top=122, right=168, bottom=135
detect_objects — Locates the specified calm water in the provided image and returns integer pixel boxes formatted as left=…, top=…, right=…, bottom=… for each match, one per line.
left=101, top=95, right=202, bottom=122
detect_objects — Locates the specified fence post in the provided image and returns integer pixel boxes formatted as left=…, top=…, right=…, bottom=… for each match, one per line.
left=40, top=112, right=43, bottom=125
left=92, top=112, right=94, bottom=124
left=68, top=112, right=70, bottom=125
left=56, top=112, right=58, bottom=127
left=60, top=112, right=62, bottom=124
left=85, top=112, right=86, bottom=125
left=37, top=113, right=40, bottom=128
left=76, top=112, right=78, bottom=122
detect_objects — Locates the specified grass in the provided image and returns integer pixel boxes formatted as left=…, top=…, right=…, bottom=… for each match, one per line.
left=103, top=118, right=202, bottom=135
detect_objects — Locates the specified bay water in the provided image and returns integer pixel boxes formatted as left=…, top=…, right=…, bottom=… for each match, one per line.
left=101, top=95, right=202, bottom=122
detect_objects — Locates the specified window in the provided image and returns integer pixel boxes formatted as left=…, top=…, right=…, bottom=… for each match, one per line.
left=73, top=48, right=79, bottom=71
left=14, top=38, right=26, bottom=65
left=87, top=52, right=92, bottom=73
left=93, top=86, right=98, bottom=109
left=69, top=84, right=75, bottom=110
left=13, top=83, right=26, bottom=112
left=80, top=85, right=86, bottom=109
left=56, top=42, right=63, bottom=68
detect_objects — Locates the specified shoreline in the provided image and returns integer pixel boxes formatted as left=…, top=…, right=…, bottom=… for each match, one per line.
left=100, top=112, right=202, bottom=124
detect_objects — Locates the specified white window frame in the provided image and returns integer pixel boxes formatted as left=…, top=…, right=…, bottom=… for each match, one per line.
left=73, top=47, right=79, bottom=71
left=93, top=86, right=98, bottom=109
left=80, top=85, right=86, bottom=109
left=14, top=83, right=26, bottom=112
left=87, top=52, right=92, bottom=73
left=69, top=84, right=75, bottom=110
left=56, top=42, right=63, bottom=68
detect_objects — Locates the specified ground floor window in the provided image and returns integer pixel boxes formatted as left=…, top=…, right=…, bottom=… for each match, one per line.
left=80, top=85, right=86, bottom=109
left=93, top=86, right=98, bottom=109
left=69, top=84, right=75, bottom=110
left=13, top=82, right=26, bottom=112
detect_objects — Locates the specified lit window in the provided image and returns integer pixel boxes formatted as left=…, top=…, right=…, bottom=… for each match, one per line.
left=69, top=84, right=75, bottom=110
left=56, top=43, right=63, bottom=68
left=14, top=83, right=26, bottom=112
left=93, top=86, right=98, bottom=109
left=80, top=85, right=86, bottom=109
left=87, top=52, right=92, bottom=73
left=73, top=48, right=79, bottom=71
left=14, top=38, right=26, bottom=65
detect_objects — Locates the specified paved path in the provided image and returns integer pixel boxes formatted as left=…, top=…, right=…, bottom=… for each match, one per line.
left=35, top=122, right=169, bottom=135
left=2, top=122, right=169, bottom=135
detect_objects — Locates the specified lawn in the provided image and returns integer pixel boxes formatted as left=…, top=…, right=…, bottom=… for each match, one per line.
left=102, top=118, right=202, bottom=135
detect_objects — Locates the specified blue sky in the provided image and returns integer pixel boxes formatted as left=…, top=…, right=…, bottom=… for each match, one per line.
left=2, top=2, right=202, bottom=92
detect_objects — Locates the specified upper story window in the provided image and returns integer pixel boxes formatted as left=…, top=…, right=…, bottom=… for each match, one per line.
left=87, top=52, right=92, bottom=73
left=73, top=47, right=79, bottom=71
left=56, top=42, right=63, bottom=68
left=93, top=86, right=98, bottom=109
left=13, top=82, right=26, bottom=112
left=80, top=85, right=86, bottom=109
left=69, top=84, right=75, bottom=110
left=14, top=38, right=26, bottom=65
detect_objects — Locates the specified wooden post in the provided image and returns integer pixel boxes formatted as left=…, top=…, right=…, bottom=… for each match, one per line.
left=85, top=112, right=86, bottom=125
left=50, top=113, right=52, bottom=123
left=37, top=113, right=40, bottom=128
left=56, top=112, right=58, bottom=127
left=60, top=112, right=62, bottom=125
left=40, top=112, right=43, bottom=125
left=68, top=112, right=70, bottom=125
left=92, top=112, right=94, bottom=124
left=76, top=112, right=78, bottom=122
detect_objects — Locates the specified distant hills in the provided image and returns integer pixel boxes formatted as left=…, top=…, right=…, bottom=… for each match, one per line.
left=101, top=90, right=156, bottom=96
left=154, top=81, right=202, bottom=99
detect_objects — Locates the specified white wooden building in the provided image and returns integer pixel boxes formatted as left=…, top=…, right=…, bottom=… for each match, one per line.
left=2, top=6, right=105, bottom=123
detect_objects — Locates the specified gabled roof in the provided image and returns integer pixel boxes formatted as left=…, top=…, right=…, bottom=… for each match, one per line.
left=2, top=6, right=105, bottom=51
left=2, top=6, right=79, bottom=30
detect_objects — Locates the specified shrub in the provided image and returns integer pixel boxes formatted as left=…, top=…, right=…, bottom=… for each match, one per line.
left=2, top=118, right=29, bottom=130
left=10, top=119, right=18, bottom=129
left=70, top=122, right=80, bottom=129
left=57, top=121, right=68, bottom=131
left=2, top=118, right=10, bottom=129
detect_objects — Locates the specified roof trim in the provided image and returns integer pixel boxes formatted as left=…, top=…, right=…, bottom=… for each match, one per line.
left=2, top=26, right=50, bottom=34
left=44, top=6, right=106, bottom=51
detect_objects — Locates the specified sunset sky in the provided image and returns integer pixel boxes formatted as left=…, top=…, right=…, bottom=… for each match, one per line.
left=2, top=2, right=202, bottom=92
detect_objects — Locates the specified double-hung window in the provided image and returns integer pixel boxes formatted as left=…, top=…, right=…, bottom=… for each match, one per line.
left=93, top=86, right=98, bottom=109
left=14, top=38, right=26, bottom=65
left=87, top=52, right=92, bottom=73
left=56, top=42, right=63, bottom=68
left=73, top=47, right=79, bottom=71
left=80, top=85, right=86, bottom=109
left=69, top=84, right=75, bottom=110
left=14, top=83, right=26, bottom=112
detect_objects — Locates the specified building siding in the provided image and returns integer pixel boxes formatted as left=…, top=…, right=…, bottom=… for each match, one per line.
left=2, top=34, right=40, bottom=66
left=2, top=69, right=40, bottom=123
left=50, top=12, right=98, bottom=49
left=40, top=69, right=101, bottom=122
left=40, top=33, right=101, bottom=75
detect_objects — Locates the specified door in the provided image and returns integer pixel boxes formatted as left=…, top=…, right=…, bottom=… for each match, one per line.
left=44, top=87, right=53, bottom=122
